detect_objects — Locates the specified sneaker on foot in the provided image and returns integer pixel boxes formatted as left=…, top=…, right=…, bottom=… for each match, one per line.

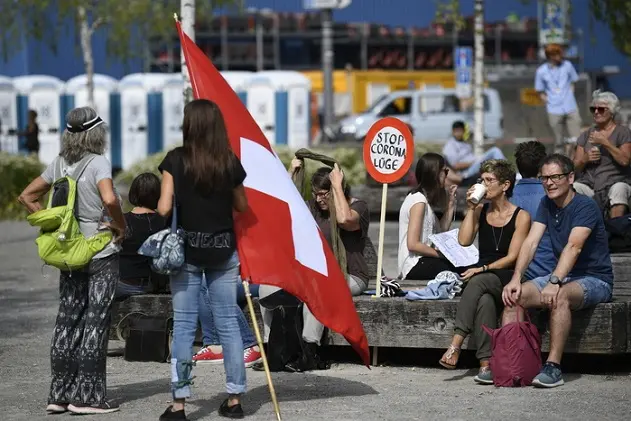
left=193, top=345, right=224, bottom=364
left=243, top=346, right=262, bottom=368
left=68, top=402, right=120, bottom=415
left=532, top=362, right=565, bottom=388
left=218, top=398, right=244, bottom=419
left=473, top=366, right=493, bottom=385
left=159, top=405, right=189, bottom=421
left=46, top=403, right=68, bottom=413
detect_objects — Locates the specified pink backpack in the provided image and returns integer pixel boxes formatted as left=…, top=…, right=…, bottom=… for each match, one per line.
left=482, top=307, right=542, bottom=387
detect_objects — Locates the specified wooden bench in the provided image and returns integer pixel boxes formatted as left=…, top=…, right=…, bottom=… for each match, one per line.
left=110, top=239, right=631, bottom=357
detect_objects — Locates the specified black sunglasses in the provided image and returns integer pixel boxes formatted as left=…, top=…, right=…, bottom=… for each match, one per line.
left=590, top=106, right=609, bottom=114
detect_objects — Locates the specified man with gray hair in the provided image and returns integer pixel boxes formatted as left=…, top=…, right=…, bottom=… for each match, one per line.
left=573, top=89, right=631, bottom=218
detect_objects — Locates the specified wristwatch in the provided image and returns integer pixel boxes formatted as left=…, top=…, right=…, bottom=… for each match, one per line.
left=549, top=275, right=562, bottom=286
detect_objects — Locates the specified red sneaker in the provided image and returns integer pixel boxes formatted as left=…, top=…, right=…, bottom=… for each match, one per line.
left=193, top=346, right=224, bottom=364
left=244, top=346, right=262, bottom=368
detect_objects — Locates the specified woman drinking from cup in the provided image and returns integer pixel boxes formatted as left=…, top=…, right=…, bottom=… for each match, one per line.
left=439, top=159, right=531, bottom=384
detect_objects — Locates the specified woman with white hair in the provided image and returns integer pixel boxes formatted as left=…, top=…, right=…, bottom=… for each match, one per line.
left=18, top=107, right=126, bottom=415
left=573, top=90, right=631, bottom=218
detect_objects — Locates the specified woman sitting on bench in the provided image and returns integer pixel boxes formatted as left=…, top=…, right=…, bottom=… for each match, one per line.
left=115, top=172, right=167, bottom=299
left=398, top=153, right=458, bottom=281
left=439, top=159, right=531, bottom=384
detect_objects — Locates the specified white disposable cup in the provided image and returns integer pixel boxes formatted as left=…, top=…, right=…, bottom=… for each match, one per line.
left=469, top=183, right=487, bottom=204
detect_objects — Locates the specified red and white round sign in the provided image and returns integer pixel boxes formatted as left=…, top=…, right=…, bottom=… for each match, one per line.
left=363, top=117, right=414, bottom=184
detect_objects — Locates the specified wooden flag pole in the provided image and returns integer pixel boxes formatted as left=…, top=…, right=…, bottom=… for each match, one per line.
left=242, top=280, right=282, bottom=421
left=373, top=183, right=388, bottom=298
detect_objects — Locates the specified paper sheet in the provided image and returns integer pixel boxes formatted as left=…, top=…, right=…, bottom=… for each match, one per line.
left=428, top=229, right=479, bottom=268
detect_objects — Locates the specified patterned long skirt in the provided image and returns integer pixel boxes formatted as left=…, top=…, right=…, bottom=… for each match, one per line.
left=48, top=254, right=119, bottom=405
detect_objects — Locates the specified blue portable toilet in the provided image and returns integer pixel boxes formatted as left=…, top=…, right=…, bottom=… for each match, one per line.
left=118, top=73, right=172, bottom=169
left=220, top=71, right=252, bottom=106
left=63, top=74, right=121, bottom=168
left=245, top=71, right=311, bottom=148
left=160, top=73, right=184, bottom=151
left=13, top=75, right=65, bottom=164
left=0, top=76, right=19, bottom=153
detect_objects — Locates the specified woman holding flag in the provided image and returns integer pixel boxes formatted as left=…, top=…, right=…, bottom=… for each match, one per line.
left=157, top=99, right=249, bottom=420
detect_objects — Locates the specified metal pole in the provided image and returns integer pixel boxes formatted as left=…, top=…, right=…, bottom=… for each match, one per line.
left=473, top=0, right=485, bottom=155
left=180, top=0, right=195, bottom=105
left=322, top=8, right=335, bottom=135
left=256, top=13, right=264, bottom=71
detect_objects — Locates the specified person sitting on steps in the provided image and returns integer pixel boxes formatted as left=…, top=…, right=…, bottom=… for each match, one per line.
left=398, top=153, right=457, bottom=281
left=439, top=159, right=531, bottom=384
left=253, top=151, right=370, bottom=372
left=502, top=154, right=614, bottom=388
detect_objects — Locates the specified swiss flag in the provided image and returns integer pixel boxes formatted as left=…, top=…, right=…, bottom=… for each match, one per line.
left=176, top=22, right=370, bottom=366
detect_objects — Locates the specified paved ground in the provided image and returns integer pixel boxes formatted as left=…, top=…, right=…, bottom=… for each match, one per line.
left=1, top=220, right=631, bottom=421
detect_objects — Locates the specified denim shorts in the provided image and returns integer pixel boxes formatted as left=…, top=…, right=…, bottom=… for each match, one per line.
left=529, top=274, right=613, bottom=310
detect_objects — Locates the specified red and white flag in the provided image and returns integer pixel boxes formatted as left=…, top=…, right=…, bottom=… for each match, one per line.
left=176, top=22, right=370, bottom=365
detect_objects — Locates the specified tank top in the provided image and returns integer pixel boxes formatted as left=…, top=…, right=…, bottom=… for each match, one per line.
left=478, top=204, right=522, bottom=266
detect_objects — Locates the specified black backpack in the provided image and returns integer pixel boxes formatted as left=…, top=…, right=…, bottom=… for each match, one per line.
left=259, top=290, right=304, bottom=371
left=605, top=214, right=631, bottom=253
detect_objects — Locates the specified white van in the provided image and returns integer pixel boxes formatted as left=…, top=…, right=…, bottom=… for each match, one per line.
left=330, top=87, right=503, bottom=143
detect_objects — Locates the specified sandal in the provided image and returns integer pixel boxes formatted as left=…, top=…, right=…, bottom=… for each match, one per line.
left=439, top=345, right=461, bottom=369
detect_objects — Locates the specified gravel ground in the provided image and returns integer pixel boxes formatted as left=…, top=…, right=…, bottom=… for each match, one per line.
left=1, top=221, right=631, bottom=421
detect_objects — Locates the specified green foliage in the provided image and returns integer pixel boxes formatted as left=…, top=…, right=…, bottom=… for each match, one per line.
left=0, top=0, right=241, bottom=63
left=0, top=153, right=44, bottom=220
left=590, top=0, right=631, bottom=56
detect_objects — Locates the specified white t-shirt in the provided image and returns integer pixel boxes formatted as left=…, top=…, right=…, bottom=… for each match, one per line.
left=397, top=192, right=441, bottom=279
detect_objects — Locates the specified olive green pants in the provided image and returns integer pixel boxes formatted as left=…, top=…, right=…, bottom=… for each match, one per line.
left=453, top=272, right=503, bottom=361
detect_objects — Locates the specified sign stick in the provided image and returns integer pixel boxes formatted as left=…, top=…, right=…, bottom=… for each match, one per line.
left=373, top=183, right=388, bottom=298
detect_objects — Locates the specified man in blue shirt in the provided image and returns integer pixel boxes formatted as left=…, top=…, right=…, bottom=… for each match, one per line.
left=535, top=44, right=582, bottom=156
left=503, top=154, right=613, bottom=388
left=510, top=141, right=557, bottom=280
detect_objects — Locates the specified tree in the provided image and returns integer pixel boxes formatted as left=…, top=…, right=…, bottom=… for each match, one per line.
left=590, top=0, right=631, bottom=56
left=0, top=0, right=239, bottom=107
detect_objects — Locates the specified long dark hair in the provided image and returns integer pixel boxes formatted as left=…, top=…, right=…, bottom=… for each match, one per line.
left=182, top=99, right=234, bottom=191
left=410, top=153, right=446, bottom=208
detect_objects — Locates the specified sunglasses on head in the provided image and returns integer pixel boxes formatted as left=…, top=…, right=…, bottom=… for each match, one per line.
left=590, top=106, right=609, bottom=114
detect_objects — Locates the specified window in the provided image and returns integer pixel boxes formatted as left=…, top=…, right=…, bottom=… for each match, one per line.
left=419, top=93, right=490, bottom=114
left=379, top=96, right=412, bottom=117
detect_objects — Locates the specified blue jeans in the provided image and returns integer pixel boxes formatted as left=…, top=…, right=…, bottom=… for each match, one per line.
left=170, top=252, right=246, bottom=398
left=114, top=279, right=151, bottom=300
left=461, top=146, right=506, bottom=179
left=529, top=274, right=613, bottom=310
left=199, top=282, right=257, bottom=348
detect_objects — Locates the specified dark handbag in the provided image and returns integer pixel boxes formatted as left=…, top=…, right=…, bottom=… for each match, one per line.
left=266, top=304, right=304, bottom=372
left=605, top=214, right=631, bottom=252
left=124, top=315, right=173, bottom=363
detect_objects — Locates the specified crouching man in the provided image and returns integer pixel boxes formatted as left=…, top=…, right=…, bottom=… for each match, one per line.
left=502, top=154, right=613, bottom=388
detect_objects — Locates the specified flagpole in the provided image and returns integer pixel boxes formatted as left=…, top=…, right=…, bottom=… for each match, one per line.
left=242, top=279, right=282, bottom=421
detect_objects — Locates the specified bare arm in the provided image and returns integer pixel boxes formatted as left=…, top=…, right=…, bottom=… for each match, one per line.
left=97, top=178, right=126, bottom=238
left=406, top=202, right=440, bottom=257
left=330, top=183, right=360, bottom=231
left=451, top=162, right=473, bottom=171
left=458, top=205, right=483, bottom=246
left=551, top=226, right=592, bottom=280
left=487, top=211, right=531, bottom=270
left=573, top=145, right=589, bottom=172
left=508, top=221, right=547, bottom=284
left=233, top=184, right=248, bottom=213
left=157, top=171, right=174, bottom=218
left=601, top=141, right=631, bottom=167
left=18, top=176, right=50, bottom=213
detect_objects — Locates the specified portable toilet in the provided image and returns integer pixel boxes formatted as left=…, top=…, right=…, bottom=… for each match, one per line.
left=220, top=71, right=252, bottom=105
left=118, top=73, right=171, bottom=169
left=63, top=74, right=121, bottom=168
left=160, top=73, right=184, bottom=150
left=13, top=75, right=64, bottom=164
left=0, top=76, right=18, bottom=154
left=245, top=71, right=311, bottom=148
